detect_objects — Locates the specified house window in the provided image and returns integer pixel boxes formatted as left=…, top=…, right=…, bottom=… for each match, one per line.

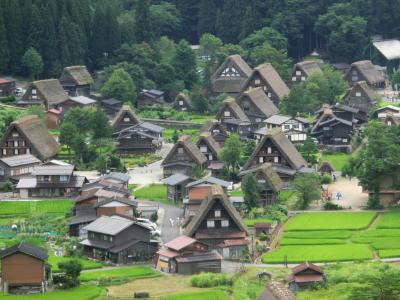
left=267, top=92, right=272, bottom=98
left=256, top=118, right=261, bottom=123
left=209, top=154, right=213, bottom=160
left=212, top=129, right=220, bottom=133
left=27, top=148, right=30, bottom=154
left=222, top=220, right=229, bottom=227
left=32, top=95, right=37, bottom=99
left=215, top=210, right=221, bottom=217
left=259, top=157, right=264, bottom=163
left=2, top=149, right=5, bottom=155
left=292, top=77, right=297, bottom=81
left=179, top=101, right=183, bottom=105
left=177, top=147, right=183, bottom=154
left=60, top=175, right=68, bottom=182
left=356, top=92, right=361, bottom=97
left=124, top=117, right=130, bottom=122
left=263, top=85, right=267, bottom=91
left=200, top=146, right=207, bottom=153
left=301, top=76, right=306, bottom=81
left=388, top=121, right=392, bottom=126
left=14, top=141, right=18, bottom=147
left=32, top=89, right=37, bottom=95
left=274, top=156, right=279, bottom=163
left=296, top=70, right=301, bottom=76
left=207, top=220, right=215, bottom=228
left=284, top=124, right=290, bottom=130
left=224, top=111, right=231, bottom=117
left=255, top=79, right=261, bottom=85
left=267, top=147, right=272, bottom=154
left=12, top=133, right=19, bottom=137
left=342, top=138, right=348, bottom=143
left=14, top=149, right=18, bottom=155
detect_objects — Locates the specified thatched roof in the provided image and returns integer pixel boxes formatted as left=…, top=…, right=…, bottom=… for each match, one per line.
left=1, top=115, right=60, bottom=161
left=112, top=105, right=141, bottom=128
left=197, top=132, right=221, bottom=156
left=343, top=81, right=377, bottom=110
left=346, top=60, right=385, bottom=85
left=200, top=120, right=228, bottom=135
left=162, top=135, right=207, bottom=166
left=211, top=55, right=252, bottom=94
left=242, top=128, right=307, bottom=171
left=294, top=61, right=322, bottom=76
left=174, top=93, right=192, bottom=109
left=60, top=66, right=94, bottom=85
left=216, top=98, right=250, bottom=122
left=238, top=87, right=278, bottom=119
left=184, top=185, right=248, bottom=237
left=239, top=163, right=283, bottom=192
left=30, top=79, right=69, bottom=106
left=318, top=161, right=335, bottom=173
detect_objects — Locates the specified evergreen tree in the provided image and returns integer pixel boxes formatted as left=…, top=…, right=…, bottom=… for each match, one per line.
left=242, top=173, right=262, bottom=210
left=101, top=68, right=136, bottom=104
left=0, top=5, right=9, bottom=72
left=216, top=0, right=247, bottom=43
left=172, top=40, right=198, bottom=89
left=134, top=0, right=153, bottom=43
left=198, top=0, right=217, bottom=35
left=21, top=47, right=43, bottom=80
left=26, top=4, right=42, bottom=50
left=91, top=108, right=112, bottom=140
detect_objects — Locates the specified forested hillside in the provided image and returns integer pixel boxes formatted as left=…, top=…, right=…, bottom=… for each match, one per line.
left=0, top=0, right=399, bottom=79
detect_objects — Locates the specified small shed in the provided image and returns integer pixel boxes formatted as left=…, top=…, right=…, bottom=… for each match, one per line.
left=162, top=173, right=195, bottom=202
left=318, top=161, right=335, bottom=175
left=288, top=262, right=325, bottom=292
left=255, top=222, right=273, bottom=237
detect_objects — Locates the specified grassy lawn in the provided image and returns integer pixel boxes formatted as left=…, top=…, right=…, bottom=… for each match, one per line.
left=375, top=210, right=400, bottom=228
left=164, top=129, right=200, bottom=142
left=48, top=254, right=105, bottom=272
left=286, top=212, right=376, bottom=231
left=0, top=285, right=105, bottom=300
left=320, top=153, right=350, bottom=171
left=279, top=190, right=296, bottom=203
left=263, top=244, right=373, bottom=263
left=0, top=200, right=73, bottom=216
left=229, top=189, right=244, bottom=197
left=134, top=184, right=170, bottom=204
left=122, top=154, right=161, bottom=169
left=245, top=218, right=273, bottom=227
left=80, top=266, right=159, bottom=282
left=163, top=290, right=228, bottom=300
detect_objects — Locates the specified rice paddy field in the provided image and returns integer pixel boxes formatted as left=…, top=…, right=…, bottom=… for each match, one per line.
left=263, top=211, right=400, bottom=263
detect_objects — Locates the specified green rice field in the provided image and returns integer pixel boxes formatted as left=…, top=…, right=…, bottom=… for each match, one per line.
left=0, top=200, right=73, bottom=216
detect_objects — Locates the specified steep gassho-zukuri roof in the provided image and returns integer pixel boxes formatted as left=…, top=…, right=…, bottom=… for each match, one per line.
left=1, top=115, right=60, bottom=161
left=238, top=87, right=279, bottom=119
left=30, top=79, right=69, bottom=105
left=294, top=60, right=322, bottom=76
left=60, top=66, right=94, bottom=85
left=346, top=60, right=385, bottom=85
left=217, top=98, right=250, bottom=122
left=239, top=163, right=283, bottom=192
left=162, top=135, right=207, bottom=166
left=197, top=132, right=221, bottom=155
left=242, top=128, right=307, bottom=171
left=112, top=105, right=141, bottom=128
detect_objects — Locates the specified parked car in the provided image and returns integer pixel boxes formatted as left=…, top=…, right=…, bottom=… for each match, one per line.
left=137, top=218, right=157, bottom=231
left=15, top=88, right=24, bottom=97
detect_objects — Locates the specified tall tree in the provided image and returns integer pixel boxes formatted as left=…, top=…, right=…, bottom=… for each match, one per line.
left=134, top=0, right=153, bottom=43
left=292, top=173, right=321, bottom=209
left=219, top=134, right=243, bottom=173
left=216, top=0, right=247, bottom=43
left=242, top=173, right=262, bottom=210
left=21, top=47, right=43, bottom=80
left=197, top=0, right=217, bottom=36
left=0, top=5, right=9, bottom=72
left=172, top=40, right=198, bottom=89
left=101, top=68, right=136, bottom=103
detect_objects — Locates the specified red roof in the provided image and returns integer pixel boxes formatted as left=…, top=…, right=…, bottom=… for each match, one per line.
left=156, top=248, right=179, bottom=258
left=164, top=236, right=197, bottom=251
left=0, top=78, right=12, bottom=84
left=292, top=262, right=324, bottom=275
left=255, top=222, right=272, bottom=228
left=217, top=239, right=248, bottom=248
left=196, top=230, right=247, bottom=240
left=208, top=162, right=225, bottom=170
left=188, top=186, right=212, bottom=201
left=47, top=108, right=61, bottom=115
left=288, top=274, right=324, bottom=283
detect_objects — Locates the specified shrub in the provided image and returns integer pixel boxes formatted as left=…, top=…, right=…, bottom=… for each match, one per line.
left=1, top=180, right=13, bottom=192
left=190, top=273, right=232, bottom=288
left=321, top=174, right=333, bottom=184
left=323, top=202, right=343, bottom=210
left=150, top=212, right=158, bottom=223
left=57, top=259, right=83, bottom=289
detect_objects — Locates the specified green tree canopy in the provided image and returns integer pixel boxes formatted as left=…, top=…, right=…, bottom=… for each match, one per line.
left=172, top=40, right=198, bottom=89
left=101, top=68, right=136, bottom=104
left=21, top=47, right=43, bottom=79
left=292, top=173, right=321, bottom=209
left=219, top=134, right=243, bottom=173
left=242, top=173, right=262, bottom=210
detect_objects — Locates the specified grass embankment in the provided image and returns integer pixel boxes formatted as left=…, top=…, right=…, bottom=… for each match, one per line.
left=163, top=290, right=228, bottom=300
left=320, top=153, right=351, bottom=172
left=134, top=184, right=171, bottom=205
left=80, top=266, right=159, bottom=282
left=0, top=200, right=73, bottom=216
left=49, top=254, right=105, bottom=273
left=122, top=153, right=161, bottom=169
left=164, top=129, right=200, bottom=142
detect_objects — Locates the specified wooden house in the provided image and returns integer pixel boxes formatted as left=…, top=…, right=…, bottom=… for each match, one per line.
left=242, top=128, right=309, bottom=184
left=0, top=115, right=59, bottom=161
left=381, top=114, right=400, bottom=126
left=19, top=79, right=69, bottom=110
left=45, top=108, right=62, bottom=129
left=291, top=61, right=322, bottom=83
left=196, top=132, right=221, bottom=163
left=101, top=172, right=131, bottom=189
left=0, top=154, right=40, bottom=183
left=258, top=114, right=309, bottom=143
left=343, top=81, right=377, bottom=114
left=241, top=63, right=290, bottom=107
left=184, top=185, right=248, bottom=259
left=156, top=236, right=222, bottom=275
left=173, top=93, right=192, bottom=111
left=162, top=135, right=207, bottom=178
left=163, top=173, right=195, bottom=202
left=200, top=120, right=229, bottom=147
left=375, top=105, right=400, bottom=122
left=114, top=122, right=164, bottom=154
left=239, top=163, right=283, bottom=206
left=59, top=66, right=94, bottom=97
left=318, top=161, right=335, bottom=175
left=288, top=262, right=325, bottom=291
left=80, top=215, right=158, bottom=263
left=236, top=87, right=278, bottom=126
left=344, top=60, right=386, bottom=88
left=365, top=166, right=400, bottom=207
left=112, top=105, right=141, bottom=133
left=211, top=54, right=252, bottom=97
left=216, top=99, right=252, bottom=138
left=311, top=105, right=354, bottom=152
left=16, top=164, right=87, bottom=198
left=0, top=242, right=50, bottom=294
left=101, top=98, right=123, bottom=117
left=254, top=222, right=273, bottom=237
left=0, top=77, right=16, bottom=97
left=136, top=89, right=165, bottom=109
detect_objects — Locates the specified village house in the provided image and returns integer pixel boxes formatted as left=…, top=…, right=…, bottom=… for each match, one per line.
left=342, top=81, right=377, bottom=115
left=0, top=154, right=41, bottom=184
left=162, top=135, right=207, bottom=178
left=112, top=105, right=141, bottom=133
left=216, top=99, right=252, bottom=138
left=16, top=164, right=87, bottom=198
left=163, top=173, right=195, bottom=203
left=184, top=185, right=248, bottom=259
left=59, top=66, right=94, bottom=97
left=236, top=87, right=279, bottom=127
left=211, top=54, right=252, bottom=98
left=380, top=113, right=400, bottom=126
left=257, top=114, right=309, bottom=143
left=200, top=120, right=229, bottom=147
left=173, top=93, right=193, bottom=111
left=242, top=128, right=310, bottom=185
left=240, top=63, right=290, bottom=107
left=239, top=163, right=283, bottom=206
left=101, top=98, right=123, bottom=117
left=343, top=60, right=386, bottom=88
left=19, top=79, right=69, bottom=110
left=0, top=242, right=51, bottom=294
left=156, top=236, right=222, bottom=275
left=80, top=215, right=158, bottom=264
left=366, top=166, right=400, bottom=207
left=331, top=62, right=350, bottom=74
left=0, top=77, right=16, bottom=97
left=136, top=89, right=165, bottom=109
left=375, top=105, right=400, bottom=126
left=196, top=132, right=221, bottom=164
left=0, top=115, right=59, bottom=161
left=318, top=161, right=335, bottom=175
left=101, top=172, right=131, bottom=189
left=291, top=60, right=322, bottom=83
left=288, top=262, right=325, bottom=292
left=311, top=105, right=355, bottom=152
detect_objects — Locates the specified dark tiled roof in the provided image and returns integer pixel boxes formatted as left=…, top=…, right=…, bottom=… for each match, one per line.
left=0, top=154, right=40, bottom=167
left=162, top=173, right=191, bottom=186
left=94, top=197, right=137, bottom=208
left=175, top=250, right=222, bottom=263
left=186, top=176, right=230, bottom=189
left=0, top=242, right=48, bottom=261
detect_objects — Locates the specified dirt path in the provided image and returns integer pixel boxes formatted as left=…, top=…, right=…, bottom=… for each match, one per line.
left=367, top=212, right=382, bottom=230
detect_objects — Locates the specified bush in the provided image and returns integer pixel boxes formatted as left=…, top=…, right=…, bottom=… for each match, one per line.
left=321, top=174, right=333, bottom=184
left=190, top=273, right=233, bottom=288
left=323, top=202, right=343, bottom=210
left=1, top=180, right=13, bottom=192
left=57, top=259, right=83, bottom=289
left=150, top=212, right=158, bottom=223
